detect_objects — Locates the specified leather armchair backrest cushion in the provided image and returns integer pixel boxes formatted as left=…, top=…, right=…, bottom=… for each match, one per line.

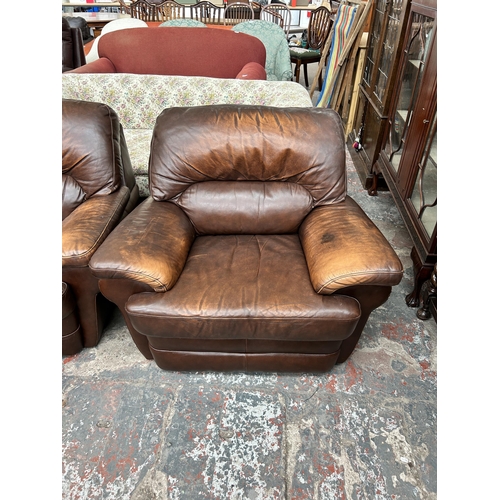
left=176, top=181, right=313, bottom=234
left=149, top=105, right=346, bottom=234
left=62, top=99, right=123, bottom=219
left=97, top=28, right=266, bottom=78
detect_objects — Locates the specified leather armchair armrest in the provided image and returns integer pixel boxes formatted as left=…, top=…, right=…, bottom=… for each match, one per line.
left=68, top=57, right=117, bottom=73
left=89, top=199, right=196, bottom=292
left=63, top=186, right=130, bottom=268
left=299, top=197, right=404, bottom=294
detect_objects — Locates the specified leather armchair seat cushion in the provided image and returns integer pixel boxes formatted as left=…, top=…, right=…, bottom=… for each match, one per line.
left=126, top=234, right=361, bottom=341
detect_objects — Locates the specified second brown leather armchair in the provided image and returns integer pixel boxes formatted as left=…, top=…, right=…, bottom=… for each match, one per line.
left=62, top=99, right=139, bottom=355
left=89, top=105, right=403, bottom=372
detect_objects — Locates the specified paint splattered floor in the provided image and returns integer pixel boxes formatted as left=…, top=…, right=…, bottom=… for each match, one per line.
left=62, top=147, right=437, bottom=500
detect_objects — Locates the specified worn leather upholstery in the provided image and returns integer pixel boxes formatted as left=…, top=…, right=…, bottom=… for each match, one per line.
left=69, top=27, right=267, bottom=80
left=64, top=15, right=93, bottom=44
left=90, top=105, right=403, bottom=372
left=62, top=99, right=139, bottom=353
left=62, top=17, right=86, bottom=72
left=62, top=282, right=83, bottom=355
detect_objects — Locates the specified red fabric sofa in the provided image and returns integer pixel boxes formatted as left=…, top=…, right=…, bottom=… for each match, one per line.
left=70, top=27, right=267, bottom=80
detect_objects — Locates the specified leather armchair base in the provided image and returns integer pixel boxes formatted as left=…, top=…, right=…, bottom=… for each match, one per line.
left=62, top=282, right=83, bottom=355
left=149, top=346, right=340, bottom=373
left=147, top=337, right=342, bottom=372
left=63, top=267, right=115, bottom=349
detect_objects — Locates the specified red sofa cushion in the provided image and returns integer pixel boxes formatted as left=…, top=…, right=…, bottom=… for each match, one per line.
left=71, top=27, right=267, bottom=79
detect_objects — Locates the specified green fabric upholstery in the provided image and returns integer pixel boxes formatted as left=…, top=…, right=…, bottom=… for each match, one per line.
left=159, top=19, right=207, bottom=27
left=233, top=20, right=292, bottom=81
left=289, top=47, right=321, bottom=61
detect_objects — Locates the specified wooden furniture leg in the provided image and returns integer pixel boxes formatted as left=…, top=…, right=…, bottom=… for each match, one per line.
left=406, top=246, right=434, bottom=308
left=417, top=263, right=437, bottom=321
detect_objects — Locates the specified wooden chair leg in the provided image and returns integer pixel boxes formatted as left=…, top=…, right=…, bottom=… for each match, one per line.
left=304, top=64, right=309, bottom=87
left=294, top=61, right=302, bottom=83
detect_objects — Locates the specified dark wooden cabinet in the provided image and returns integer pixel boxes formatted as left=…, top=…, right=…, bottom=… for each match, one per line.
left=347, top=0, right=412, bottom=189
left=346, top=0, right=437, bottom=314
left=375, top=0, right=437, bottom=309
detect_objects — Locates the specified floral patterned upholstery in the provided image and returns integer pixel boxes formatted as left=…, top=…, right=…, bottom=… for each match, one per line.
left=233, top=20, right=293, bottom=82
left=61, top=73, right=313, bottom=197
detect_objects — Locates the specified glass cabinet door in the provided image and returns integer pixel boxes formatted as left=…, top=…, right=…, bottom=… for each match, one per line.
left=384, top=11, right=435, bottom=172
left=373, top=0, right=405, bottom=106
left=409, top=109, right=437, bottom=239
left=363, top=0, right=386, bottom=89
left=363, top=0, right=407, bottom=109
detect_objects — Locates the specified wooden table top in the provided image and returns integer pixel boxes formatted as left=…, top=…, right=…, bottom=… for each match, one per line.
left=63, top=1, right=121, bottom=4
left=62, top=2, right=122, bottom=6
left=62, top=1, right=319, bottom=8
left=63, top=12, right=131, bottom=21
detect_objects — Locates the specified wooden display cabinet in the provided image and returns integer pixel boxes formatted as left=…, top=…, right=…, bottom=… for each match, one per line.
left=375, top=0, right=437, bottom=308
left=346, top=0, right=411, bottom=190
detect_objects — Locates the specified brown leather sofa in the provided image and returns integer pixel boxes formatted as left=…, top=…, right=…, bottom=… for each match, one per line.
left=89, top=105, right=403, bottom=372
left=62, top=17, right=86, bottom=72
left=62, top=99, right=140, bottom=355
left=68, top=27, right=267, bottom=80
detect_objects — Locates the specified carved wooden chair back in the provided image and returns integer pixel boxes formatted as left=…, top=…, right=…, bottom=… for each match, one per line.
left=223, top=2, right=255, bottom=26
left=129, top=0, right=159, bottom=21
left=117, top=0, right=131, bottom=14
left=190, top=1, right=224, bottom=25
left=156, top=0, right=186, bottom=22
left=260, top=4, right=291, bottom=38
left=307, top=5, right=333, bottom=50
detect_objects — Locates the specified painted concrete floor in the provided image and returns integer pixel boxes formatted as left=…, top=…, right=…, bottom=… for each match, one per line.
left=62, top=146, right=437, bottom=500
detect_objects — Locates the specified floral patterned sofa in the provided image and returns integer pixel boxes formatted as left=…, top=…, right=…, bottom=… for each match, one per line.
left=61, top=73, right=313, bottom=197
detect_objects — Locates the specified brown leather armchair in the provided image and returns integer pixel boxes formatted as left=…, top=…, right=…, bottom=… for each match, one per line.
left=89, top=105, right=403, bottom=372
left=62, top=99, right=139, bottom=355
